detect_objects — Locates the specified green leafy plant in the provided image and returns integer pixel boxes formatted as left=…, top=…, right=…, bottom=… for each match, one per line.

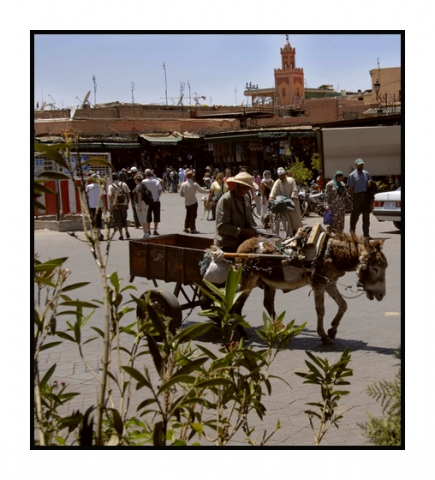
left=289, top=157, right=313, bottom=184
left=359, top=348, right=401, bottom=446
left=295, top=347, right=353, bottom=445
left=311, top=153, right=322, bottom=172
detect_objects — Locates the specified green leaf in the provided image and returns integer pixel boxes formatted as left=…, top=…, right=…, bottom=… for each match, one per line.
left=34, top=142, right=69, bottom=169
left=39, top=364, right=56, bottom=389
left=60, top=282, right=90, bottom=292
left=56, top=331, right=77, bottom=342
left=173, top=321, right=214, bottom=343
left=78, top=405, right=96, bottom=446
left=158, top=375, right=196, bottom=394
left=196, top=344, right=218, bottom=360
left=136, top=398, right=157, bottom=412
left=122, top=366, right=151, bottom=389
left=146, top=334, right=163, bottom=377
left=91, top=326, right=105, bottom=338
left=153, top=421, right=166, bottom=446
left=60, top=300, right=99, bottom=308
left=38, top=171, right=70, bottom=180
left=196, top=378, right=233, bottom=389
left=174, top=357, right=208, bottom=377
left=39, top=341, right=63, bottom=351
left=106, top=408, right=124, bottom=436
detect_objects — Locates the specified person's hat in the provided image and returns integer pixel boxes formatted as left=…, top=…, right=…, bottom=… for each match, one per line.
left=227, top=172, right=258, bottom=189
left=277, top=167, right=286, bottom=176
left=145, top=169, right=153, bottom=175
left=355, top=158, right=364, bottom=165
left=130, top=166, right=138, bottom=172
left=205, top=166, right=211, bottom=170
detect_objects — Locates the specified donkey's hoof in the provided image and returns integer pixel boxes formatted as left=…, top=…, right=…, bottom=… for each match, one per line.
left=327, top=328, right=337, bottom=339
left=321, top=335, right=332, bottom=345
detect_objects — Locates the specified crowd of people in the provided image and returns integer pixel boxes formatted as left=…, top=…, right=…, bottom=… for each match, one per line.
left=85, top=158, right=381, bottom=243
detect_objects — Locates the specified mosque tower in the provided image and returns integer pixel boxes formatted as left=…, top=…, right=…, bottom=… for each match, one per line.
left=274, top=35, right=305, bottom=106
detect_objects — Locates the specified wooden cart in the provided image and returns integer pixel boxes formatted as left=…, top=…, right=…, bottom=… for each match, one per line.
left=129, top=233, right=214, bottom=331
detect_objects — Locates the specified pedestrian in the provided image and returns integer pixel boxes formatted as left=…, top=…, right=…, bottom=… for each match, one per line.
left=324, top=170, right=352, bottom=234
left=260, top=170, right=274, bottom=214
left=347, top=158, right=372, bottom=238
left=208, top=172, right=228, bottom=221
left=127, top=167, right=140, bottom=229
left=203, top=172, right=212, bottom=189
left=108, top=172, right=131, bottom=240
left=223, top=168, right=234, bottom=190
left=179, top=170, right=209, bottom=234
left=119, top=168, right=128, bottom=183
left=85, top=173, right=105, bottom=241
left=269, top=167, right=303, bottom=237
left=214, top=172, right=259, bottom=253
left=252, top=170, right=262, bottom=215
left=133, top=173, right=151, bottom=238
left=143, top=168, right=163, bottom=235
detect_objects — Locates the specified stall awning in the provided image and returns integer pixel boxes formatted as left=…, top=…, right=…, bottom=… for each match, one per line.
left=258, top=132, right=287, bottom=138
left=204, top=133, right=259, bottom=143
left=139, top=134, right=181, bottom=145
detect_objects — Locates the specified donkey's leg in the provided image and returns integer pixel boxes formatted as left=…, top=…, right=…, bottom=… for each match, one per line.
left=313, top=288, right=331, bottom=345
left=232, top=273, right=259, bottom=339
left=263, top=283, right=276, bottom=319
left=325, top=282, right=347, bottom=339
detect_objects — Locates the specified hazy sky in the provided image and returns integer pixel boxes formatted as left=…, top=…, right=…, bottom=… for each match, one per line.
left=34, top=33, right=401, bottom=109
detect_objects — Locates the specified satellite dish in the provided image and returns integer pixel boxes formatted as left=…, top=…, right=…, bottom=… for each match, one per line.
left=39, top=102, right=47, bottom=111
left=70, top=106, right=77, bottom=118
left=83, top=90, right=91, bottom=105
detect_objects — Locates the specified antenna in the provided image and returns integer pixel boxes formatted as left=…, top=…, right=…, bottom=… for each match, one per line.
left=235, top=87, right=237, bottom=105
left=92, top=75, right=97, bottom=107
left=188, top=80, right=191, bottom=108
left=131, top=81, right=135, bottom=104
left=48, top=95, right=56, bottom=108
left=163, top=62, right=168, bottom=105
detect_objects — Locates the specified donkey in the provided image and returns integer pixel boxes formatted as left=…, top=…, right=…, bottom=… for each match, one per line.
left=233, top=232, right=388, bottom=344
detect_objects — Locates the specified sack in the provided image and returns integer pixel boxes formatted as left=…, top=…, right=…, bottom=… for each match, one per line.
left=114, top=183, right=127, bottom=205
left=323, top=209, right=333, bottom=225
left=203, top=250, right=232, bottom=284
left=141, top=184, right=154, bottom=206
left=269, top=195, right=295, bottom=214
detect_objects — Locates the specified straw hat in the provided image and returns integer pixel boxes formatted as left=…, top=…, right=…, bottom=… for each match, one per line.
left=227, top=172, right=258, bottom=189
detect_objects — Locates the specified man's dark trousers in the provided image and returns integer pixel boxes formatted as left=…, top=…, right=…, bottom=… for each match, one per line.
left=350, top=192, right=370, bottom=237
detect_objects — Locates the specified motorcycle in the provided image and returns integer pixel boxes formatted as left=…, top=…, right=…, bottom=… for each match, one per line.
left=303, top=190, right=326, bottom=217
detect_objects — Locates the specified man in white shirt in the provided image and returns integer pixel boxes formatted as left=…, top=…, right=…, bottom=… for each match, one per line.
left=269, top=167, right=303, bottom=236
left=143, top=169, right=163, bottom=235
left=179, top=170, right=209, bottom=233
left=86, top=173, right=105, bottom=241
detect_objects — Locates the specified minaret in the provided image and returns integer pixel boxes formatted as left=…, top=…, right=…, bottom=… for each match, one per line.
left=274, top=35, right=305, bottom=106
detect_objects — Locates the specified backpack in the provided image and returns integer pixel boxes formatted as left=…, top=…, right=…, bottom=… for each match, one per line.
left=141, top=183, right=154, bottom=206
left=113, top=182, right=127, bottom=205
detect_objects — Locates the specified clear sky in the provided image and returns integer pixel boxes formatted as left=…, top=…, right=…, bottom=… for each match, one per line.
left=33, top=33, right=401, bottom=109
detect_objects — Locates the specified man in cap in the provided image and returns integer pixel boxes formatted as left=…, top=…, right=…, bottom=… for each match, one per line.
left=347, top=158, right=372, bottom=238
left=108, top=172, right=131, bottom=240
left=268, top=167, right=303, bottom=237
left=214, top=172, right=259, bottom=252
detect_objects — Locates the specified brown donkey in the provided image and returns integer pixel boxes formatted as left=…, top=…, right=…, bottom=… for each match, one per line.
left=233, top=232, right=388, bottom=344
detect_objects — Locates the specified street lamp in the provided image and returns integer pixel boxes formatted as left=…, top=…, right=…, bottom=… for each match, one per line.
left=373, top=80, right=383, bottom=115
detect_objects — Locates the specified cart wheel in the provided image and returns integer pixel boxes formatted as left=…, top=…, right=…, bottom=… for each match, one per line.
left=137, top=288, right=182, bottom=336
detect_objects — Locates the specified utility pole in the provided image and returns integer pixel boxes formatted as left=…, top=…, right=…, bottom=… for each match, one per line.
left=93, top=75, right=97, bottom=107
left=163, top=62, right=168, bottom=105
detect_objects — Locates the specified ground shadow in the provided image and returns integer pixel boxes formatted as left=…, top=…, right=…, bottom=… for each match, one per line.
left=183, top=320, right=398, bottom=357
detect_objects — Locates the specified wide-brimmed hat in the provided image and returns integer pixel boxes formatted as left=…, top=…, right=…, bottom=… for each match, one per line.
left=130, top=166, right=138, bottom=172
left=227, top=172, right=258, bottom=189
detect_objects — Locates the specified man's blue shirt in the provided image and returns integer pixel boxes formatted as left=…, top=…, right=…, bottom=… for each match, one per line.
left=347, top=169, right=371, bottom=193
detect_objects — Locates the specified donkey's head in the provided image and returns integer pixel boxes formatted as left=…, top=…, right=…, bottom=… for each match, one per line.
left=357, top=238, right=388, bottom=301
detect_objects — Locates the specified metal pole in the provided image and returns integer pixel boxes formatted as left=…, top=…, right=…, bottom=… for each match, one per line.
left=163, top=62, right=168, bottom=105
